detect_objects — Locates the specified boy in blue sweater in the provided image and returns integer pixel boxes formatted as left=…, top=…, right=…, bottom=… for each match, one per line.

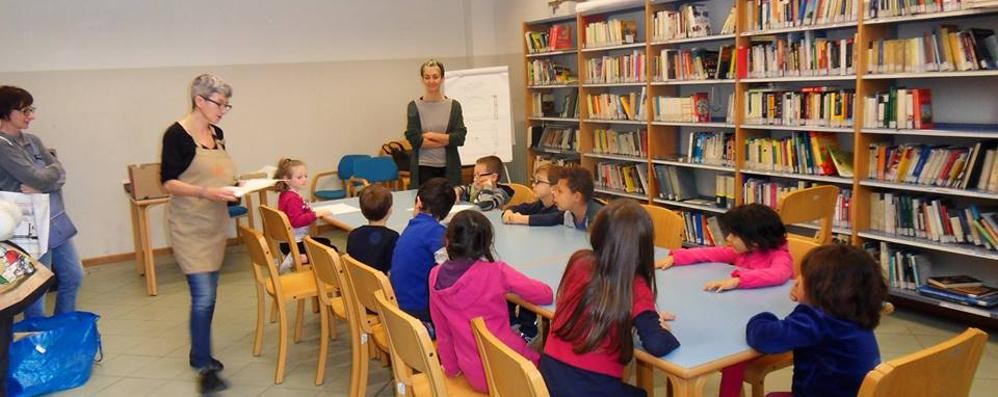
left=502, top=163, right=564, bottom=226
left=743, top=244, right=887, bottom=397
left=390, top=177, right=457, bottom=324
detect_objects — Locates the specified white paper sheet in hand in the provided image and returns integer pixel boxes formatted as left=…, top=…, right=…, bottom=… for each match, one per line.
left=221, top=178, right=280, bottom=197
left=312, top=203, right=361, bottom=215
left=405, top=204, right=477, bottom=221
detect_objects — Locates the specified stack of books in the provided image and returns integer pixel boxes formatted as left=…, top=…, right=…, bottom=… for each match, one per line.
left=651, top=4, right=728, bottom=41
left=918, top=275, right=998, bottom=308
left=677, top=211, right=725, bottom=246
left=744, top=179, right=852, bottom=228
left=867, top=0, right=970, bottom=19
left=585, top=18, right=640, bottom=48
left=742, top=32, right=856, bottom=78
left=655, top=47, right=735, bottom=81
left=866, top=26, right=997, bottom=74
left=525, top=24, right=574, bottom=53
left=653, top=93, right=711, bottom=122
left=744, top=0, right=859, bottom=32
left=687, top=131, right=735, bottom=166
left=528, top=59, right=577, bottom=85
left=866, top=142, right=998, bottom=190
left=587, top=89, right=647, bottom=121
left=533, top=126, right=580, bottom=152
left=595, top=161, right=649, bottom=194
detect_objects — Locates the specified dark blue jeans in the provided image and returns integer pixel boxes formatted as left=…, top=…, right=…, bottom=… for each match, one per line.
left=23, top=240, right=84, bottom=318
left=187, top=271, right=220, bottom=370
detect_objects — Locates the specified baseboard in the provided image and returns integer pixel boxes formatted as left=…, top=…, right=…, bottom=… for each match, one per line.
left=82, top=237, right=242, bottom=267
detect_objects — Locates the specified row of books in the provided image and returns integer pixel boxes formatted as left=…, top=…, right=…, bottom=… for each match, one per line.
left=593, top=128, right=648, bottom=157
left=868, top=240, right=998, bottom=307
left=586, top=89, right=647, bottom=121
left=595, top=161, right=649, bottom=194
left=533, top=155, right=580, bottom=171
left=584, top=18, right=640, bottom=48
left=866, top=26, right=997, bottom=74
left=677, top=210, right=723, bottom=246
left=743, top=179, right=853, bottom=227
left=650, top=5, right=735, bottom=42
left=654, top=47, right=734, bottom=81
left=527, top=59, right=577, bottom=86
left=531, top=92, right=579, bottom=119
left=652, top=165, right=737, bottom=208
left=866, top=142, right=998, bottom=191
left=743, top=32, right=856, bottom=78
left=531, top=126, right=580, bottom=152
left=687, top=131, right=735, bottom=166
left=653, top=93, right=711, bottom=122
left=917, top=274, right=998, bottom=308
left=875, top=242, right=932, bottom=290
left=744, top=0, right=859, bottom=33
left=585, top=51, right=647, bottom=84
left=861, top=87, right=933, bottom=129
left=868, top=192, right=998, bottom=250
left=744, top=87, right=855, bottom=128
left=525, top=24, right=573, bottom=54
left=866, top=0, right=969, bottom=19
left=744, top=132, right=854, bottom=176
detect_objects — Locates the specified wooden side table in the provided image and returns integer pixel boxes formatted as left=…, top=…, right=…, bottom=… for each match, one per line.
left=128, top=195, right=169, bottom=296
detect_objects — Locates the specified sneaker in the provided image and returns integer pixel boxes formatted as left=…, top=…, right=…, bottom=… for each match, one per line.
left=519, top=330, right=536, bottom=344
left=198, top=369, right=229, bottom=394
left=190, top=357, right=225, bottom=372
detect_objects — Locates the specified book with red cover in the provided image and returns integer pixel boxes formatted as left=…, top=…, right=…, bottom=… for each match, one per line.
left=912, top=88, right=934, bottom=129
left=692, top=92, right=710, bottom=122
left=549, top=24, right=573, bottom=50
left=736, top=45, right=748, bottom=79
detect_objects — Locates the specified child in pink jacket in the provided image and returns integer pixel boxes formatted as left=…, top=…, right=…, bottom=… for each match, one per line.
left=656, top=203, right=792, bottom=397
left=429, top=210, right=554, bottom=393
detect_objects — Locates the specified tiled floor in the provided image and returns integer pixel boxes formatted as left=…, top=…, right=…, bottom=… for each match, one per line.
left=36, top=230, right=997, bottom=396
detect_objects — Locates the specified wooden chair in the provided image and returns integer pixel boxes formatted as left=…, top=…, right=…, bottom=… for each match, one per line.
left=471, top=317, right=549, bottom=397
left=375, top=291, right=486, bottom=397
left=259, top=205, right=321, bottom=320
left=341, top=254, right=396, bottom=396
left=505, top=183, right=536, bottom=209
left=302, top=237, right=351, bottom=386
left=640, top=204, right=685, bottom=250
left=858, top=328, right=987, bottom=397
left=311, top=154, right=371, bottom=201
left=238, top=226, right=319, bottom=384
left=776, top=185, right=840, bottom=244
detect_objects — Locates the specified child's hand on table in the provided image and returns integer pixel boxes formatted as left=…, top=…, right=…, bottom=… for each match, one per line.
left=703, top=277, right=740, bottom=292
left=658, top=311, right=676, bottom=331
left=501, top=210, right=528, bottom=224
left=654, top=256, right=674, bottom=270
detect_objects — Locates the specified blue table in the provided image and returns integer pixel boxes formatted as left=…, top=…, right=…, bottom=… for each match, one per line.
left=320, top=190, right=796, bottom=397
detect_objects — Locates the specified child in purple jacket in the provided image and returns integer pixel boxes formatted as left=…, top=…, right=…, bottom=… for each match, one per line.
left=656, top=203, right=793, bottom=397
left=429, top=210, right=553, bottom=392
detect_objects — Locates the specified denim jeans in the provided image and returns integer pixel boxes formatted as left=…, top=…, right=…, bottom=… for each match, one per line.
left=23, top=239, right=85, bottom=318
left=187, top=271, right=220, bottom=370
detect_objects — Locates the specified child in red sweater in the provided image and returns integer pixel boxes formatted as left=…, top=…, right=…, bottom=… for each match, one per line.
left=429, top=210, right=553, bottom=392
left=274, top=159, right=336, bottom=269
left=657, top=203, right=792, bottom=397
left=541, top=199, right=680, bottom=397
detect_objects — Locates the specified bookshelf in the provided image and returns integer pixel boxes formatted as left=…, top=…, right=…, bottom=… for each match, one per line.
left=523, top=0, right=998, bottom=326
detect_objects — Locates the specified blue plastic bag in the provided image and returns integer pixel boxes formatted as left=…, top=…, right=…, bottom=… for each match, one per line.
left=7, top=312, right=101, bottom=397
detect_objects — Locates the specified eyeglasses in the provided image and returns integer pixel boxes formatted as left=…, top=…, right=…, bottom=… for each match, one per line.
left=18, top=106, right=36, bottom=115
left=530, top=178, right=550, bottom=186
left=474, top=172, right=495, bottom=178
left=200, top=96, right=233, bottom=111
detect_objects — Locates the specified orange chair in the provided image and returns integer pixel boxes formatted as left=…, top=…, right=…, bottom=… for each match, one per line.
left=505, top=183, right=537, bottom=209
left=259, top=205, right=319, bottom=325
left=776, top=185, right=840, bottom=244
left=341, top=254, right=396, bottom=397
left=858, top=328, right=987, bottom=397
left=302, top=237, right=351, bottom=386
left=375, top=291, right=486, bottom=397
left=471, top=317, right=549, bottom=397
left=640, top=204, right=685, bottom=249
left=238, top=226, right=318, bottom=384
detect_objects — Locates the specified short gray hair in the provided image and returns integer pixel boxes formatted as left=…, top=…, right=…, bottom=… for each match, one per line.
left=190, top=74, right=232, bottom=109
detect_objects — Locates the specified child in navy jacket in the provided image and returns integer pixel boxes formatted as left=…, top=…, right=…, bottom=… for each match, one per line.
left=744, top=244, right=887, bottom=397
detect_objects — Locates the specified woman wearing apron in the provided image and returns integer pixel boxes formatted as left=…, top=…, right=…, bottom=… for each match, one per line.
left=0, top=85, right=85, bottom=319
left=160, top=74, right=237, bottom=394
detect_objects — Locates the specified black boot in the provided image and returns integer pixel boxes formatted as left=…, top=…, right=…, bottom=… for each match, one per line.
left=198, top=369, right=229, bottom=394
left=190, top=357, right=225, bottom=371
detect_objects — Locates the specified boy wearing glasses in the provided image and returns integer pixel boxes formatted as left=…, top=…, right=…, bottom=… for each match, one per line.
left=502, top=164, right=564, bottom=226
left=454, top=155, right=513, bottom=211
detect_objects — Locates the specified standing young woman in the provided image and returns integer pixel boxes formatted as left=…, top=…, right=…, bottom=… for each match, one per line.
left=404, top=59, right=468, bottom=187
left=160, top=74, right=238, bottom=393
left=0, top=85, right=85, bottom=319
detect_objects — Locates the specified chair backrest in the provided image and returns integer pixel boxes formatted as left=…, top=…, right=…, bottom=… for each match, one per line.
left=471, top=317, right=550, bottom=397
left=786, top=235, right=821, bottom=277
left=375, top=290, right=449, bottom=397
left=857, top=328, right=987, bottom=397
left=302, top=236, right=341, bottom=307
left=776, top=185, right=839, bottom=244
left=342, top=254, right=396, bottom=334
left=259, top=205, right=305, bottom=271
left=640, top=204, right=685, bottom=250
left=238, top=225, right=282, bottom=297
left=505, top=183, right=537, bottom=209
left=354, top=156, right=400, bottom=183
left=338, top=154, right=371, bottom=181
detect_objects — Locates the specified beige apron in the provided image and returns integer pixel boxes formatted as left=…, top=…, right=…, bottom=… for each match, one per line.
left=168, top=138, right=236, bottom=274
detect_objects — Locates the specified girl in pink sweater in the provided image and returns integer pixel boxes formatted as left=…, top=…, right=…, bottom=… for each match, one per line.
left=656, top=203, right=792, bottom=397
left=428, top=210, right=554, bottom=393
left=275, top=159, right=336, bottom=268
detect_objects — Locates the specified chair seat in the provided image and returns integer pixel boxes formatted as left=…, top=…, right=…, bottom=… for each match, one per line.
left=314, top=189, right=346, bottom=201
left=371, top=322, right=390, bottom=352
left=266, top=270, right=319, bottom=300
left=330, top=296, right=347, bottom=319
left=412, top=372, right=486, bottom=397
left=227, top=206, right=249, bottom=218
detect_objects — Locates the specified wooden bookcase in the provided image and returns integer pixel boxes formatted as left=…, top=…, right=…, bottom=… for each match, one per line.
left=523, top=0, right=998, bottom=327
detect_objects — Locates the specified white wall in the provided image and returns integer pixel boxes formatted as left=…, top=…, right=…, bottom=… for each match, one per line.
left=0, top=0, right=558, bottom=259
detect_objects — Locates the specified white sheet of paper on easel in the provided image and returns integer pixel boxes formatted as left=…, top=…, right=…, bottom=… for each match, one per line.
left=312, top=203, right=361, bottom=215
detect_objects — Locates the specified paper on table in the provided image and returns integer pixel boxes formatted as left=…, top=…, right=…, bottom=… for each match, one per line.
left=221, top=178, right=280, bottom=197
left=312, top=203, right=361, bottom=215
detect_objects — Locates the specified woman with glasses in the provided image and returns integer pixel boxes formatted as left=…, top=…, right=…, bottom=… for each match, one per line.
left=405, top=59, right=468, bottom=187
left=159, top=74, right=237, bottom=394
left=0, top=85, right=86, bottom=320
